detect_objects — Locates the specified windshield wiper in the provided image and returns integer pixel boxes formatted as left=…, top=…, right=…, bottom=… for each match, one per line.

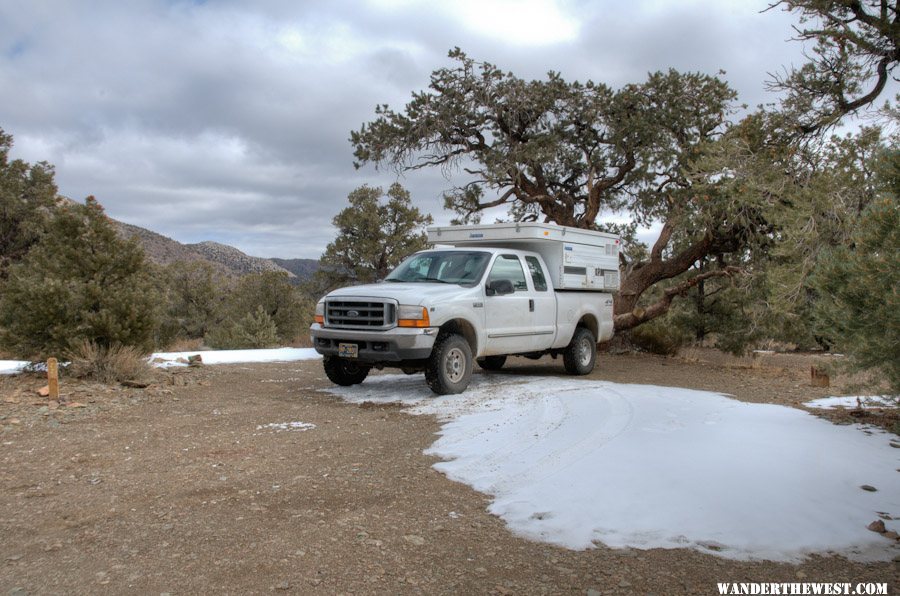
left=422, top=277, right=456, bottom=284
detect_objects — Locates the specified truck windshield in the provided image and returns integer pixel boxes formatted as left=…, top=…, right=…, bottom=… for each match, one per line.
left=384, top=251, right=491, bottom=286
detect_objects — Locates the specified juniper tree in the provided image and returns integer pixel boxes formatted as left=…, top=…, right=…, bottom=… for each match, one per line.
left=351, top=50, right=755, bottom=331
left=0, top=128, right=58, bottom=278
left=206, top=305, right=279, bottom=350
left=810, top=150, right=899, bottom=391
left=158, top=260, right=231, bottom=343
left=769, top=0, right=900, bottom=134
left=0, top=197, right=160, bottom=357
left=211, top=271, right=312, bottom=345
left=315, top=183, right=432, bottom=289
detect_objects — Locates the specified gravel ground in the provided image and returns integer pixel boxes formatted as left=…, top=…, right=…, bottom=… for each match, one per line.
left=1, top=350, right=897, bottom=595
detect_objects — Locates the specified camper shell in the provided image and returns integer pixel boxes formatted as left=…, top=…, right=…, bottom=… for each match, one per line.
left=427, top=222, right=620, bottom=291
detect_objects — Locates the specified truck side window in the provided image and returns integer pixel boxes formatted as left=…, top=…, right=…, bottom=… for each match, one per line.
left=487, top=254, right=528, bottom=291
left=524, top=256, right=548, bottom=292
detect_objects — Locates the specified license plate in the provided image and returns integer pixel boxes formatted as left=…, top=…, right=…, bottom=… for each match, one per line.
left=338, top=343, right=358, bottom=358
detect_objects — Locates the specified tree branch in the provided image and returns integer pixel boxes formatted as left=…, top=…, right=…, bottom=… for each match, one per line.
left=614, top=266, right=742, bottom=330
left=650, top=220, right=674, bottom=262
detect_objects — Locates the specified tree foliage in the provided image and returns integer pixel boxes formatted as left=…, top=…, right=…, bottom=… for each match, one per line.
left=769, top=0, right=900, bottom=134
left=206, top=305, right=279, bottom=350
left=0, top=197, right=160, bottom=358
left=205, top=271, right=312, bottom=347
left=0, top=127, right=58, bottom=278
left=157, top=260, right=231, bottom=345
left=316, top=183, right=432, bottom=289
left=810, top=151, right=899, bottom=391
left=352, top=50, right=764, bottom=330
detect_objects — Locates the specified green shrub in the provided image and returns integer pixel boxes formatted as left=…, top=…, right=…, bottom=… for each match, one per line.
left=225, top=271, right=314, bottom=344
left=630, top=319, right=688, bottom=356
left=206, top=306, right=279, bottom=349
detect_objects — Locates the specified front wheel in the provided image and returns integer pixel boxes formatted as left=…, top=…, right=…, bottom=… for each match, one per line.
left=563, top=326, right=596, bottom=375
left=425, top=333, right=473, bottom=395
left=323, top=356, right=370, bottom=386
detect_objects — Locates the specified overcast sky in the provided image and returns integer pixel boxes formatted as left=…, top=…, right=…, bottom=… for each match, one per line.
left=1, top=0, right=809, bottom=259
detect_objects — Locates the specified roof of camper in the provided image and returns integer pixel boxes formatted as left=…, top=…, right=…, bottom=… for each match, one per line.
left=427, top=222, right=619, bottom=246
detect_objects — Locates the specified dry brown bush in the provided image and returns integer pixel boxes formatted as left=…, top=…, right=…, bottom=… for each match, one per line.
left=67, top=341, right=152, bottom=384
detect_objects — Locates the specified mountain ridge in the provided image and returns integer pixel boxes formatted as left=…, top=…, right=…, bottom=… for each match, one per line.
left=114, top=221, right=319, bottom=282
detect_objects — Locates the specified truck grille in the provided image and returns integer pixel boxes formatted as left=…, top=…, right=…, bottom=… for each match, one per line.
left=325, top=299, right=395, bottom=329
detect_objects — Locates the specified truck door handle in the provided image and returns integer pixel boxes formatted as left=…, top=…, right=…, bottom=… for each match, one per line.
left=529, top=299, right=534, bottom=312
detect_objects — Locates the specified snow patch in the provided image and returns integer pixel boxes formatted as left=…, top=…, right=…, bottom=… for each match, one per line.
left=0, top=361, right=30, bottom=375
left=150, top=347, right=321, bottom=368
left=805, top=395, right=897, bottom=410
left=256, top=421, right=317, bottom=432
left=327, top=375, right=900, bottom=562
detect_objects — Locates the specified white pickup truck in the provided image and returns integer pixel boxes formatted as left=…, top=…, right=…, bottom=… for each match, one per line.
left=310, top=223, right=619, bottom=394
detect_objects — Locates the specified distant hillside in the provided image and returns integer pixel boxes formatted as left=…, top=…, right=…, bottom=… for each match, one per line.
left=186, top=240, right=292, bottom=277
left=114, top=221, right=318, bottom=281
left=271, top=257, right=319, bottom=280
left=116, top=222, right=209, bottom=267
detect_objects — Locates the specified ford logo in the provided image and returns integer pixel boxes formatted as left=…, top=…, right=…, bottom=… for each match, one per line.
left=347, top=310, right=359, bottom=317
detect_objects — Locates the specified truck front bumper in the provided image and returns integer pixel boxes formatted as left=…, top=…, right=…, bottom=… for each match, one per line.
left=309, top=324, right=437, bottom=362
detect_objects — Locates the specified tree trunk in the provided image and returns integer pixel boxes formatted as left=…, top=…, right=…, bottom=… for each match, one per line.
left=612, top=225, right=739, bottom=332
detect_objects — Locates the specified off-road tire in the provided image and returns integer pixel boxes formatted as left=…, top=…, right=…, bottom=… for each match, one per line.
left=425, top=333, right=473, bottom=395
left=476, top=356, right=507, bottom=371
left=323, top=356, right=370, bottom=386
left=563, top=326, right=596, bottom=375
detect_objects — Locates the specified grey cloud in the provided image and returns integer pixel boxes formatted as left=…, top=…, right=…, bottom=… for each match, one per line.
left=0, top=0, right=811, bottom=258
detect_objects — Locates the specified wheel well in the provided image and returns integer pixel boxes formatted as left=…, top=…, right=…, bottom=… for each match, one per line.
left=440, top=318, right=478, bottom=354
left=578, top=314, right=599, bottom=340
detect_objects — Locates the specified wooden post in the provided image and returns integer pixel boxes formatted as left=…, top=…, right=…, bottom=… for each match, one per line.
left=47, top=357, right=59, bottom=400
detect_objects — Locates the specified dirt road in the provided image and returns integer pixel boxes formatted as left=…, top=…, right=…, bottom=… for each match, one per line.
left=1, top=351, right=897, bottom=594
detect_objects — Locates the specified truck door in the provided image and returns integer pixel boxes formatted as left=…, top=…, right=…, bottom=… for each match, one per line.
left=524, top=255, right=556, bottom=350
left=483, top=254, right=533, bottom=356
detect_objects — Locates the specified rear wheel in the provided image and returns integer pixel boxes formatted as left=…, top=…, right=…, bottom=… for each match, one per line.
left=323, top=356, right=369, bottom=386
left=563, top=326, right=596, bottom=375
left=425, top=333, right=473, bottom=395
left=476, top=355, right=507, bottom=371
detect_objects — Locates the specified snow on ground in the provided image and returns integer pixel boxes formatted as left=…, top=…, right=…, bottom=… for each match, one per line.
left=256, top=421, right=317, bottom=432
left=327, top=374, right=900, bottom=562
left=805, top=395, right=898, bottom=410
left=149, top=347, right=320, bottom=368
left=0, top=361, right=30, bottom=375
left=2, top=348, right=322, bottom=374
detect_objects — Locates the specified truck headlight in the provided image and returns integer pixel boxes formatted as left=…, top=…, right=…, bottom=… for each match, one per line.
left=397, top=305, right=430, bottom=328
left=314, top=300, right=325, bottom=325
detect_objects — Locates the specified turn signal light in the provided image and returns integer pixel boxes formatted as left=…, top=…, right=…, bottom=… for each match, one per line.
left=314, top=314, right=324, bottom=324
left=398, top=306, right=430, bottom=328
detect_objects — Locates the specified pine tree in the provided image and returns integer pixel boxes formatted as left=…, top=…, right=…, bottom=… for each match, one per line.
left=158, top=260, right=231, bottom=343
left=810, top=152, right=900, bottom=392
left=315, top=183, right=432, bottom=289
left=235, top=305, right=279, bottom=349
left=229, top=271, right=311, bottom=343
left=0, top=127, right=59, bottom=277
left=206, top=305, right=278, bottom=349
left=0, top=197, right=160, bottom=358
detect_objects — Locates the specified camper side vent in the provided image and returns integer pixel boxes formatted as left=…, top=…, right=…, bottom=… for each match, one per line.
left=603, top=270, right=619, bottom=289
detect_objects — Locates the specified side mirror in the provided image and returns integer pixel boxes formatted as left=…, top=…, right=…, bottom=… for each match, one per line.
left=486, top=279, right=515, bottom=296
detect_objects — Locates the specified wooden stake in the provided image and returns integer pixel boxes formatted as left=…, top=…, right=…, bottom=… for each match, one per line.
left=47, top=357, right=59, bottom=400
